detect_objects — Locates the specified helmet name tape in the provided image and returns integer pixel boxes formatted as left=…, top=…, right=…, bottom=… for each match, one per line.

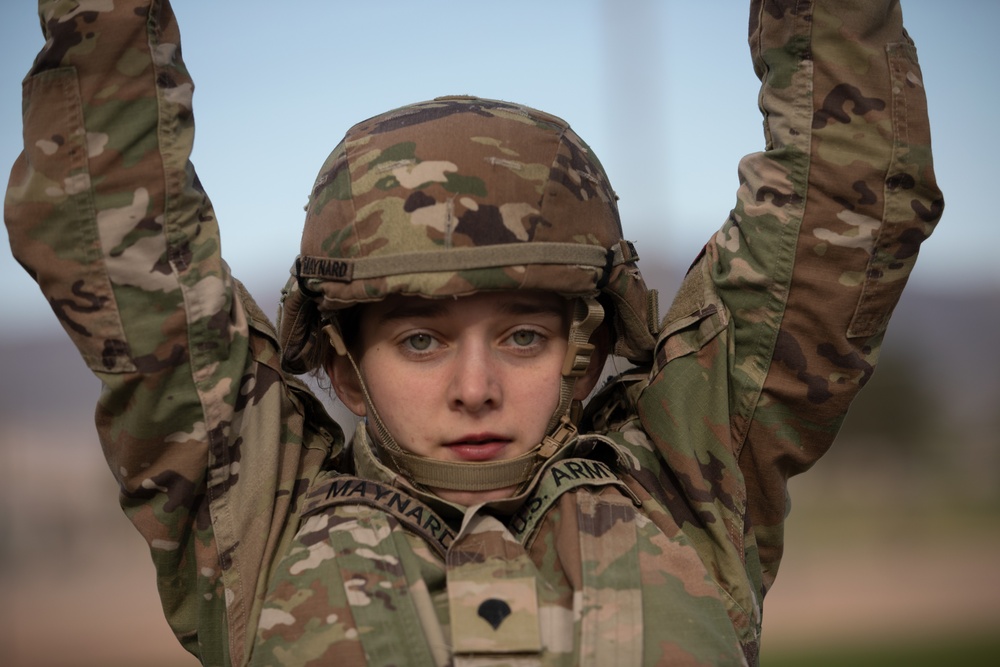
left=297, top=243, right=613, bottom=283
left=299, top=257, right=353, bottom=283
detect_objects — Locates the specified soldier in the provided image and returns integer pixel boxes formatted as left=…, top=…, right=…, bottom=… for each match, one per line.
left=5, top=1, right=941, bottom=666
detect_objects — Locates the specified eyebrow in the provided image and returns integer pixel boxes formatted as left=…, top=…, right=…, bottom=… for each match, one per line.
left=376, top=299, right=450, bottom=323
left=497, top=298, right=568, bottom=318
left=376, top=294, right=568, bottom=324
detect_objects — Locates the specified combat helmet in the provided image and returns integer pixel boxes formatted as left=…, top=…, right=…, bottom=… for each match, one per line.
left=278, top=95, right=659, bottom=492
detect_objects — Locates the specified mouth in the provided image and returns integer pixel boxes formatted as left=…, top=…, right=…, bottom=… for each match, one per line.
left=444, top=434, right=512, bottom=462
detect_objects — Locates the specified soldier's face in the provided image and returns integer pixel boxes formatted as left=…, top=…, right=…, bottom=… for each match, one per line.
left=330, top=291, right=600, bottom=505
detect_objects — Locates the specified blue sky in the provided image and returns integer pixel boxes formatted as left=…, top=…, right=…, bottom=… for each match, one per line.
left=1, top=1, right=996, bottom=338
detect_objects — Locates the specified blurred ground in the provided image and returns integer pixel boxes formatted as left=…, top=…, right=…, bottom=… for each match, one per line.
left=761, top=474, right=1000, bottom=661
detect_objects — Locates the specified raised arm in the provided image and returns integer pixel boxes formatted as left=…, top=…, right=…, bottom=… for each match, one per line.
left=732, top=0, right=942, bottom=589
left=5, top=2, right=341, bottom=664
left=5, top=1, right=243, bottom=662
left=637, top=0, right=942, bottom=613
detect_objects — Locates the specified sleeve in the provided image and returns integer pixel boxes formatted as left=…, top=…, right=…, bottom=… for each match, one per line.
left=733, top=0, right=942, bottom=591
left=4, top=2, right=341, bottom=665
left=637, top=0, right=942, bottom=606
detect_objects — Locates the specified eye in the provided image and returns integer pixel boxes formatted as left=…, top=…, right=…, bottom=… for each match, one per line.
left=405, top=333, right=435, bottom=351
left=509, top=329, right=540, bottom=347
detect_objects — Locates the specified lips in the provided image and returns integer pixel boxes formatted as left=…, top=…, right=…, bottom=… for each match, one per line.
left=444, top=434, right=512, bottom=462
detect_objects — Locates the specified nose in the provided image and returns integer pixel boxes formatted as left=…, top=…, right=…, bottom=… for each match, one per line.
left=447, top=340, right=501, bottom=413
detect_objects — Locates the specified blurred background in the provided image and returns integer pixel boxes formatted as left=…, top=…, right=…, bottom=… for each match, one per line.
left=1, top=2, right=997, bottom=665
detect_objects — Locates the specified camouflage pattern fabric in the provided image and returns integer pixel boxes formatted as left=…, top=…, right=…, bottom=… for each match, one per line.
left=4, top=0, right=941, bottom=666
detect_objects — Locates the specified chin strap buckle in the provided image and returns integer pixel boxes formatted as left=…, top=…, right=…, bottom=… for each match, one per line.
left=538, top=416, right=578, bottom=459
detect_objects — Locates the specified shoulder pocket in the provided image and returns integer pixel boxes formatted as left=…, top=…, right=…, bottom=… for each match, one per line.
left=235, top=278, right=278, bottom=341
left=656, top=257, right=728, bottom=365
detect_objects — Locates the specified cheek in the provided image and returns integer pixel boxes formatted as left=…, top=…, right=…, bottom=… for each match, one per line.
left=509, top=363, right=564, bottom=424
left=361, top=356, right=437, bottom=425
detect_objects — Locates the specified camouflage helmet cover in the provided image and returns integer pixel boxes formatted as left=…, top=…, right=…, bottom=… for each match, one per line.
left=279, top=96, right=658, bottom=373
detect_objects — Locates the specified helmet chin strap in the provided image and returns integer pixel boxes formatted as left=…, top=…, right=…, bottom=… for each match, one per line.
left=322, top=296, right=605, bottom=493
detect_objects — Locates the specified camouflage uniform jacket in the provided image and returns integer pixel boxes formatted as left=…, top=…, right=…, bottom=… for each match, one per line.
left=5, top=1, right=941, bottom=666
